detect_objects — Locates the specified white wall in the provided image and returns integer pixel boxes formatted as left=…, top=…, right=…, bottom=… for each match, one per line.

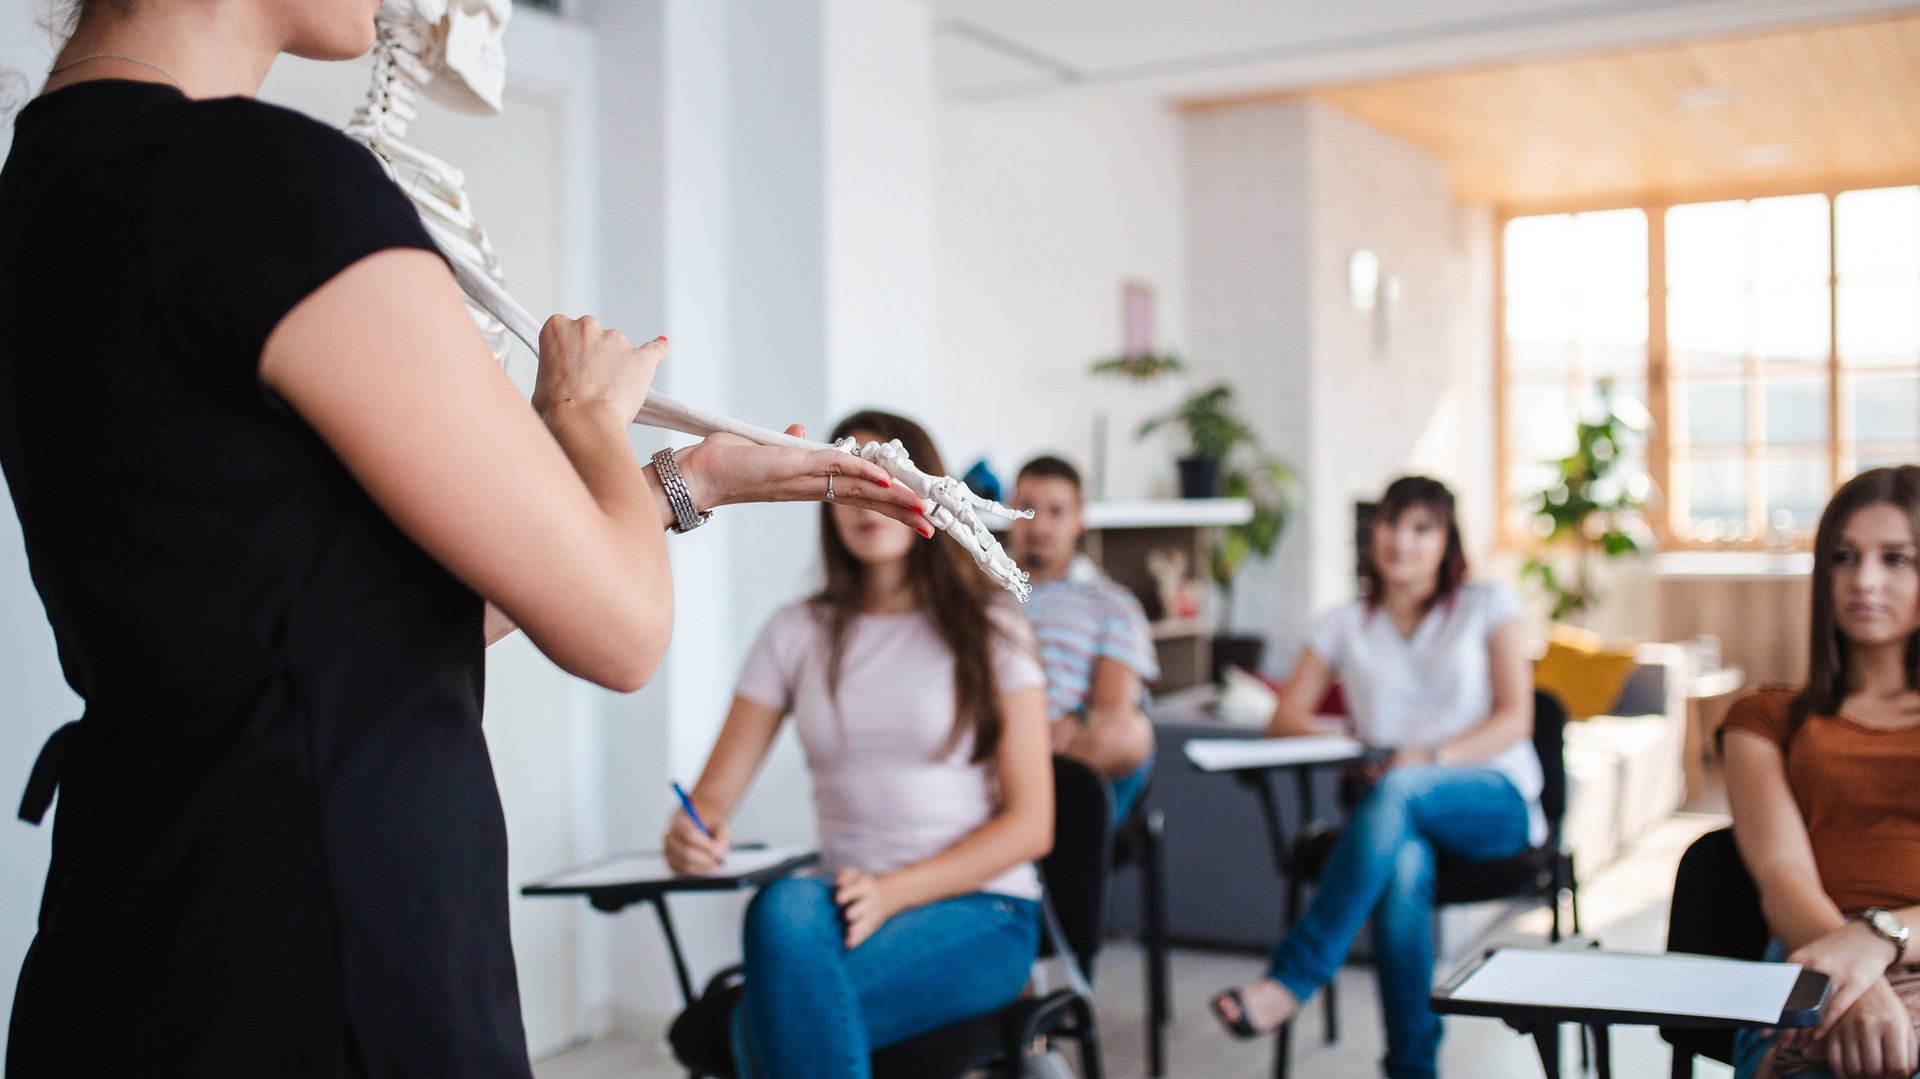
left=1188, top=98, right=1503, bottom=665
left=931, top=89, right=1190, bottom=499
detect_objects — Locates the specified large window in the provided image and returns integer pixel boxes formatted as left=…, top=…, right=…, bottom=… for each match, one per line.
left=1499, top=185, right=1920, bottom=547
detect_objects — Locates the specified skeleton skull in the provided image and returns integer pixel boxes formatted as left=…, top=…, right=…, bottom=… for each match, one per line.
left=375, top=0, right=511, bottom=115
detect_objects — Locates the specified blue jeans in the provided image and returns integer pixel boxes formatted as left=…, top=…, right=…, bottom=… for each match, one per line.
left=1268, top=765, right=1532, bottom=1079
left=1731, top=941, right=1920, bottom=1079
left=730, top=876, right=1041, bottom=1079
left=1111, top=751, right=1154, bottom=825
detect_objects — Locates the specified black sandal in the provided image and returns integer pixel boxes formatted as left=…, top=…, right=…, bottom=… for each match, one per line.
left=1209, top=988, right=1260, bottom=1040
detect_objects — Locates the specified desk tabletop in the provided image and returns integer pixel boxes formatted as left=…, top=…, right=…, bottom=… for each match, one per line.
left=1432, top=947, right=1828, bottom=1030
left=521, top=846, right=818, bottom=905
left=1184, top=734, right=1367, bottom=772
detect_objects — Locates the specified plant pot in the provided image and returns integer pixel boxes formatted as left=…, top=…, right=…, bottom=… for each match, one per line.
left=1211, top=633, right=1267, bottom=684
left=1177, top=455, right=1222, bottom=498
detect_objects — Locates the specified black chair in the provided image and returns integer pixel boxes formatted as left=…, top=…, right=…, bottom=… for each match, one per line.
left=1274, top=689, right=1581, bottom=1078
left=667, top=755, right=1114, bottom=1079
left=1661, top=827, right=1769, bottom=1078
left=1110, top=770, right=1171, bottom=1077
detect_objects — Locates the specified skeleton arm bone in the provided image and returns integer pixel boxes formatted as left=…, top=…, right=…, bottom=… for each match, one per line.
left=355, top=0, right=1032, bottom=597
left=447, top=260, right=1036, bottom=599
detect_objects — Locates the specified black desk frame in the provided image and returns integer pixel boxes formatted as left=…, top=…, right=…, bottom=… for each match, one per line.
left=1207, top=752, right=1362, bottom=1079
left=1429, top=947, right=1830, bottom=1079
left=522, top=851, right=819, bottom=1008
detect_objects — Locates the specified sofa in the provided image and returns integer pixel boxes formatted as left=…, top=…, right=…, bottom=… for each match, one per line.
left=1558, top=641, right=1690, bottom=881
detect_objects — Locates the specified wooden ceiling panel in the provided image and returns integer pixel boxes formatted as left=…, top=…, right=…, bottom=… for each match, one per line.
left=1185, top=12, right=1920, bottom=211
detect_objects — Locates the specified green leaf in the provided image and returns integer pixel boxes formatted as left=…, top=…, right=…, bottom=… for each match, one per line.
left=1089, top=352, right=1186, bottom=381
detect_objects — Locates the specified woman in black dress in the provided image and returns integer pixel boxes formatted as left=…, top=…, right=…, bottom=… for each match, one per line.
left=0, top=1, right=931, bottom=1075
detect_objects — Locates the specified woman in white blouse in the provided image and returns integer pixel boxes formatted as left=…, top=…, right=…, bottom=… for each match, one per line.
left=1210, top=476, right=1540, bottom=1079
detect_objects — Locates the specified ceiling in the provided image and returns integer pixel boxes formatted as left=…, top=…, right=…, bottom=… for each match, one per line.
left=930, top=0, right=1920, bottom=210
left=929, top=0, right=1919, bottom=103
left=1190, top=11, right=1920, bottom=210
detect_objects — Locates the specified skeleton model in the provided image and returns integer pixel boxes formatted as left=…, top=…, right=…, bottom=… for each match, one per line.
left=347, top=0, right=1032, bottom=599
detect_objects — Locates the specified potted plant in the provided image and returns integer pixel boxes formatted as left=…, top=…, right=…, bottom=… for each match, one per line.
left=1136, top=382, right=1301, bottom=675
left=1208, top=451, right=1302, bottom=677
left=1137, top=383, right=1255, bottom=499
left=1520, top=379, right=1655, bottom=622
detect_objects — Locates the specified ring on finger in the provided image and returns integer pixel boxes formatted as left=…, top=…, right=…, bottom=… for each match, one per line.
left=826, top=472, right=836, bottom=501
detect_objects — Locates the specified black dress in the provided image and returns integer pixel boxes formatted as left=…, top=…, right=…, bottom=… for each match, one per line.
left=0, top=81, right=531, bottom=1077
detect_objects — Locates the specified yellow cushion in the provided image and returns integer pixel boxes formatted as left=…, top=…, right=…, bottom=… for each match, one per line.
left=1534, top=624, right=1639, bottom=720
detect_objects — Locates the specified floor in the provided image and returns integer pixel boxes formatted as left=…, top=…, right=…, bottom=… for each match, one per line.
left=534, top=808, right=1738, bottom=1079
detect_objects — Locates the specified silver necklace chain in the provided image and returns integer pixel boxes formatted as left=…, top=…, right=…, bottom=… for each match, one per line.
left=47, top=53, right=186, bottom=92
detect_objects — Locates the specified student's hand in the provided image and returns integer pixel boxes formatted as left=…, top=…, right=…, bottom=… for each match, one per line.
left=531, top=316, right=667, bottom=426
left=677, top=425, right=934, bottom=536
left=833, top=868, right=898, bottom=950
left=1049, top=718, right=1081, bottom=756
left=1812, top=978, right=1918, bottom=1079
left=662, top=808, right=732, bottom=875
left=1785, top=921, right=1906, bottom=1044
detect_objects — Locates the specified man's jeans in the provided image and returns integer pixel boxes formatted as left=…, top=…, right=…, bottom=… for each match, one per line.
left=731, top=877, right=1041, bottom=1078
left=1268, top=765, right=1532, bottom=1079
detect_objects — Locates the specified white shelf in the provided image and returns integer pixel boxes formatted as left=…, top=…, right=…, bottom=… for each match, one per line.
left=1688, top=667, right=1745, bottom=699
left=1149, top=617, right=1211, bottom=641
left=1656, top=551, right=1812, bottom=580
left=1084, top=498, right=1253, bottom=530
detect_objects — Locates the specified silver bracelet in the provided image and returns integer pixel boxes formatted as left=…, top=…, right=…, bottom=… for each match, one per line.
left=650, top=447, right=712, bottom=533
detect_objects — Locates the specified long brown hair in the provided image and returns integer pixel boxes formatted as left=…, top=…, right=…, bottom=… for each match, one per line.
left=1791, top=465, right=1920, bottom=733
left=815, top=410, right=1019, bottom=762
left=1360, top=475, right=1470, bottom=613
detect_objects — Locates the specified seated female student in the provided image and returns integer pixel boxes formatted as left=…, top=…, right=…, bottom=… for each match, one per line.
left=661, top=410, right=1053, bottom=1078
left=1209, top=475, right=1543, bottom=1079
left=1722, top=466, right=1920, bottom=1079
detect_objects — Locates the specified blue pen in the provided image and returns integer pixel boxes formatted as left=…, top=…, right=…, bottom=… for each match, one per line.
left=671, top=782, right=714, bottom=839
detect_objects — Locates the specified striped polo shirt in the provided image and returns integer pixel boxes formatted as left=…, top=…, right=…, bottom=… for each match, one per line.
left=1022, top=557, right=1160, bottom=719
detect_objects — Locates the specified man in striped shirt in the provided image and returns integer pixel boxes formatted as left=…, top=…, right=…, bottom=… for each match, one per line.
left=1010, top=456, right=1158, bottom=821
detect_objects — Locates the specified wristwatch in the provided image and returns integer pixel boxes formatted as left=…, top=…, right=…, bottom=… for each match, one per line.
left=1853, top=907, right=1911, bottom=970
left=650, top=447, right=712, bottom=534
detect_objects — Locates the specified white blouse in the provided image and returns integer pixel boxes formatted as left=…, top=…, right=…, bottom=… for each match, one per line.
left=1308, top=581, right=1545, bottom=845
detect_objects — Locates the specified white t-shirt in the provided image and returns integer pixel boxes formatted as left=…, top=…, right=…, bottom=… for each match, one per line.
left=1307, top=581, right=1546, bottom=846
left=734, top=600, right=1046, bottom=900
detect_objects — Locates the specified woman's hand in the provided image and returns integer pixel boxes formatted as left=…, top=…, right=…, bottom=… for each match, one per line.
left=662, top=807, right=733, bottom=876
left=677, top=425, right=933, bottom=536
left=1785, top=921, right=1908, bottom=1045
left=1808, top=978, right=1918, bottom=1079
left=531, top=315, right=667, bottom=425
left=834, top=868, right=899, bottom=950
left=1049, top=717, right=1081, bottom=756
left=1351, top=747, right=1435, bottom=785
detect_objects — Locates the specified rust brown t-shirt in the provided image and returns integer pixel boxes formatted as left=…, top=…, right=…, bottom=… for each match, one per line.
left=1722, top=686, right=1920, bottom=913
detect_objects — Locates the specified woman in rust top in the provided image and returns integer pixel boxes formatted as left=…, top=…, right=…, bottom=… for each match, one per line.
left=1723, top=465, right=1920, bottom=1079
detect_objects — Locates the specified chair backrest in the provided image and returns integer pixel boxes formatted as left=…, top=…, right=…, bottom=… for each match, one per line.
left=1039, top=755, right=1116, bottom=976
left=1532, top=689, right=1569, bottom=837
left=1666, top=827, right=1768, bottom=961
left=1661, top=826, right=1770, bottom=1066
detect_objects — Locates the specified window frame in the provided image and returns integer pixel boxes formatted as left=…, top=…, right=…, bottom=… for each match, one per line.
left=1494, top=175, right=1920, bottom=552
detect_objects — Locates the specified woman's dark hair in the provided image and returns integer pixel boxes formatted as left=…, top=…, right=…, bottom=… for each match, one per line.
left=1790, top=465, right=1920, bottom=733
left=1359, top=475, right=1470, bottom=612
left=814, top=410, right=1020, bottom=762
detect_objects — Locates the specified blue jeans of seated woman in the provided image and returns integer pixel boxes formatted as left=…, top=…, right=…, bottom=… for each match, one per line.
left=1731, top=941, right=1920, bottom=1079
left=1268, top=765, right=1532, bottom=1079
left=730, top=876, right=1041, bottom=1079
